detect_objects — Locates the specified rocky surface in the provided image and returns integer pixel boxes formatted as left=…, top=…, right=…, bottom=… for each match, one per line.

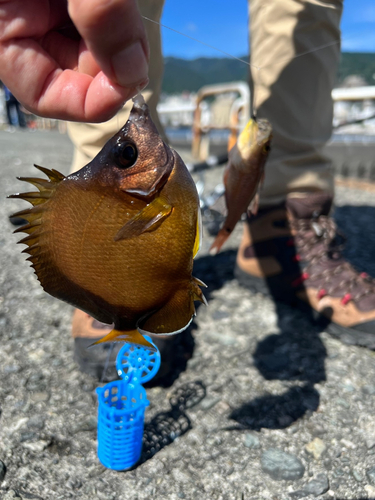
left=1, top=129, right=375, bottom=500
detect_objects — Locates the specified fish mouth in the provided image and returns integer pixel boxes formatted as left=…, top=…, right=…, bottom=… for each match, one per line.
left=128, top=94, right=149, bottom=124
left=256, top=118, right=272, bottom=143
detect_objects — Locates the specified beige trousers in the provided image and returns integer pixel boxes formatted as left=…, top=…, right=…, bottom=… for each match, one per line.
left=68, top=0, right=166, bottom=172
left=249, top=0, right=343, bottom=205
left=69, top=0, right=343, bottom=208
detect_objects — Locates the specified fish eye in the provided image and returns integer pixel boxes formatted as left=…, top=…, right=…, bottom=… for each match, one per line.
left=263, top=144, right=271, bottom=153
left=113, top=141, right=138, bottom=168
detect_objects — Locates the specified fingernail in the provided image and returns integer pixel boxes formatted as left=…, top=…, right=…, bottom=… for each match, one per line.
left=111, top=41, right=148, bottom=88
left=135, top=77, right=149, bottom=94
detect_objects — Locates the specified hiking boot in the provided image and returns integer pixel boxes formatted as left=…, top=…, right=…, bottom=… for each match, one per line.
left=235, top=192, right=375, bottom=348
left=72, top=309, right=194, bottom=383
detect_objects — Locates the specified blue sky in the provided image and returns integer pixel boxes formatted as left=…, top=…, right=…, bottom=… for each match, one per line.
left=160, top=0, right=375, bottom=59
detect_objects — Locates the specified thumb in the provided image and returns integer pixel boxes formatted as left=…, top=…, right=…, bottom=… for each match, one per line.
left=68, top=0, right=149, bottom=88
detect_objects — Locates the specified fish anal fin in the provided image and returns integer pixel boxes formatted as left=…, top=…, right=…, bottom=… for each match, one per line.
left=193, top=276, right=208, bottom=288
left=139, top=286, right=197, bottom=335
left=90, top=329, right=156, bottom=351
left=191, top=279, right=208, bottom=306
left=114, top=196, right=172, bottom=241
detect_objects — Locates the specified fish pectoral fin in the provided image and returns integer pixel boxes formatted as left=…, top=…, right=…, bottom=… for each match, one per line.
left=114, top=196, right=173, bottom=241
left=90, top=328, right=156, bottom=351
left=138, top=284, right=201, bottom=336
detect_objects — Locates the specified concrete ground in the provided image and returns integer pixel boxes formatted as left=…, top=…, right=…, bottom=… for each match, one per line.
left=1, top=129, right=375, bottom=500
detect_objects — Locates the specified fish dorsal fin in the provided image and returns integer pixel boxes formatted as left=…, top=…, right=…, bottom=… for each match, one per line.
left=33, top=164, right=66, bottom=182
left=9, top=164, right=65, bottom=263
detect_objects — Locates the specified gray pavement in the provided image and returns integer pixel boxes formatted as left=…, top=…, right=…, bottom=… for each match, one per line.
left=1, top=129, right=375, bottom=500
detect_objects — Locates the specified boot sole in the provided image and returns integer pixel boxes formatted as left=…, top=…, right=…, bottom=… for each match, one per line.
left=234, top=264, right=375, bottom=350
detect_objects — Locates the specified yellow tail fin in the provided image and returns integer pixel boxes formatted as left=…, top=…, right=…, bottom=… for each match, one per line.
left=90, top=329, right=156, bottom=351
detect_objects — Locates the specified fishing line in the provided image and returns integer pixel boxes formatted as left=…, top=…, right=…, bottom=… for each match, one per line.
left=100, top=343, right=114, bottom=383
left=142, top=14, right=353, bottom=117
left=142, top=15, right=254, bottom=68
left=142, top=14, right=365, bottom=117
left=142, top=15, right=361, bottom=72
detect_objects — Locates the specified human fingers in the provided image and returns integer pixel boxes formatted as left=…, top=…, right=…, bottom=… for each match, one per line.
left=68, top=0, right=149, bottom=89
left=0, top=37, right=139, bottom=122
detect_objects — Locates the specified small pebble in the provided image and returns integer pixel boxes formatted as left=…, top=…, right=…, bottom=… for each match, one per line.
left=199, top=397, right=221, bottom=411
left=0, top=459, right=6, bottom=482
left=22, top=439, right=50, bottom=452
left=352, top=470, right=363, bottom=482
left=336, top=398, right=350, bottom=409
left=27, top=415, right=45, bottom=430
left=291, top=473, right=329, bottom=498
left=30, top=391, right=49, bottom=403
left=362, top=385, right=375, bottom=395
left=305, top=438, right=326, bottom=460
left=341, top=439, right=356, bottom=449
left=243, top=433, right=260, bottom=449
left=365, top=485, right=375, bottom=498
left=366, top=467, right=375, bottom=486
left=71, top=416, right=97, bottom=434
left=2, top=490, right=22, bottom=500
left=261, top=448, right=305, bottom=481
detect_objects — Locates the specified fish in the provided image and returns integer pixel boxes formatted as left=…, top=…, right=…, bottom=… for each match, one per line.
left=209, top=117, right=272, bottom=255
left=9, top=95, right=206, bottom=351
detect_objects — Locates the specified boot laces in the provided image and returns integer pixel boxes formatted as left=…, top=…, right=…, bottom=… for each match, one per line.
left=290, top=215, right=375, bottom=302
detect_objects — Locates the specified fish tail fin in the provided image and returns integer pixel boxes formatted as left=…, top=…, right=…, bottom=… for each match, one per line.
left=138, top=279, right=206, bottom=336
left=248, top=192, right=259, bottom=216
left=90, top=329, right=156, bottom=351
left=209, top=227, right=232, bottom=255
left=247, top=170, right=264, bottom=217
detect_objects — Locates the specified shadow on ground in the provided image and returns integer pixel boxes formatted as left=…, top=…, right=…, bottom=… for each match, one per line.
left=334, top=205, right=375, bottom=277
left=197, top=205, right=375, bottom=431
left=139, top=380, right=206, bottom=465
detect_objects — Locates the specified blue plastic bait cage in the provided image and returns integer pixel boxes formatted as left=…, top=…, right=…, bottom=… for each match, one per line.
left=96, top=336, right=161, bottom=470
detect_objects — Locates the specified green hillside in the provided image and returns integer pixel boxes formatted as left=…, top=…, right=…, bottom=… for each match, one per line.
left=337, top=52, right=375, bottom=86
left=162, top=52, right=375, bottom=94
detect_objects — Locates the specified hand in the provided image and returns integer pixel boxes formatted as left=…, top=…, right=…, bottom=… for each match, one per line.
left=0, top=0, right=149, bottom=122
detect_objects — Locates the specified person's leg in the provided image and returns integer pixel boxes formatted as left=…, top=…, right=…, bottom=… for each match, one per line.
left=238, top=0, right=375, bottom=347
left=5, top=100, right=13, bottom=126
left=15, top=100, right=26, bottom=128
left=250, top=0, right=341, bottom=204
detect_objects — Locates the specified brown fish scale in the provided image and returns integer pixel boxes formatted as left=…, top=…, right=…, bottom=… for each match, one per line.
left=11, top=97, right=205, bottom=344
left=14, top=152, right=200, bottom=332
